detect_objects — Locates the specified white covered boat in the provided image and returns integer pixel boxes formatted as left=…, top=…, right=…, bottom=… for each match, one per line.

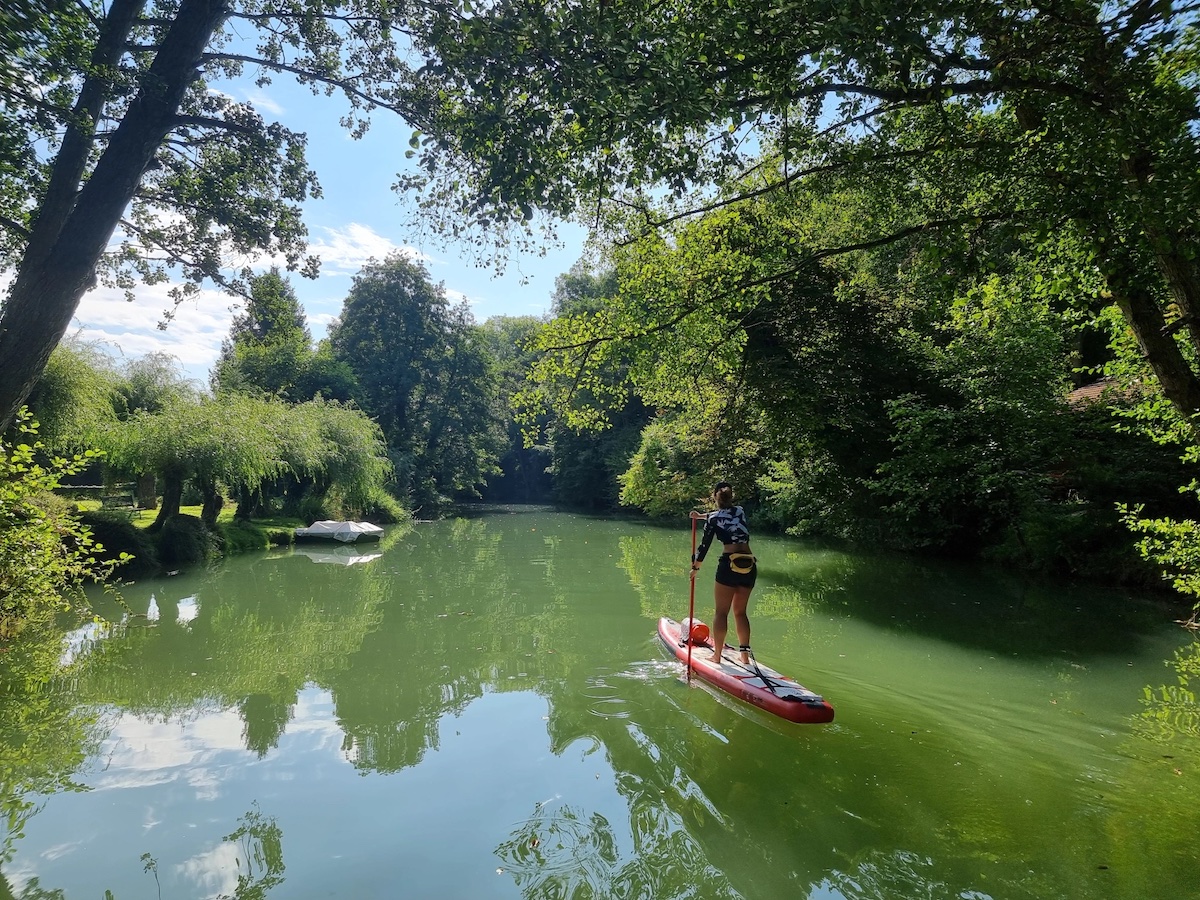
left=294, top=520, right=384, bottom=543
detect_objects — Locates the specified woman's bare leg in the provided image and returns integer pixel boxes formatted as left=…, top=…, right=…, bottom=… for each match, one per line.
left=709, top=582, right=735, bottom=664
left=732, top=586, right=752, bottom=665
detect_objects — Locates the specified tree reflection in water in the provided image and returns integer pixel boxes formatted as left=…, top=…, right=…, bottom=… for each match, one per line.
left=218, top=805, right=285, bottom=900
left=1, top=512, right=1195, bottom=899
left=1136, top=638, right=1200, bottom=741
left=496, top=799, right=741, bottom=900
left=131, top=805, right=285, bottom=900
left=238, top=692, right=293, bottom=759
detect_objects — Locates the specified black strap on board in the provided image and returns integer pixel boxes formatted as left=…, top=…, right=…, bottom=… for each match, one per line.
left=731, top=647, right=825, bottom=704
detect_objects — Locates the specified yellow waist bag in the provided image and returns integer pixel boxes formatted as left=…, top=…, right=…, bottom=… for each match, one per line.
left=727, top=553, right=756, bottom=574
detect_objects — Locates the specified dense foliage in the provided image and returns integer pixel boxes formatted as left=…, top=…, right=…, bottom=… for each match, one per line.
left=401, top=0, right=1200, bottom=423
left=6, top=1, right=1200, bottom=614
left=327, top=254, right=504, bottom=510
left=0, top=411, right=128, bottom=629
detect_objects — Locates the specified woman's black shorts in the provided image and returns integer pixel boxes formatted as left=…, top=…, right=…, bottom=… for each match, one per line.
left=715, top=553, right=757, bottom=588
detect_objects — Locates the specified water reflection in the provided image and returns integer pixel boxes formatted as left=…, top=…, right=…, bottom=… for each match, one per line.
left=1136, top=638, right=1200, bottom=741
left=139, top=804, right=284, bottom=900
left=0, top=511, right=1195, bottom=899
left=496, top=799, right=742, bottom=900
left=289, top=547, right=382, bottom=567
left=0, top=619, right=104, bottom=873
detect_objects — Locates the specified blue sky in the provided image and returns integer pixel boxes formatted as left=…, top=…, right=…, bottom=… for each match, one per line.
left=72, top=69, right=589, bottom=384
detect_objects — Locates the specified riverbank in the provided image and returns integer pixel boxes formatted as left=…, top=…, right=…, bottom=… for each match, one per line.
left=78, top=504, right=307, bottom=581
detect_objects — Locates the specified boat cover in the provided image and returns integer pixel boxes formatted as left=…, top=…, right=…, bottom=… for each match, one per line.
left=294, top=520, right=384, bottom=543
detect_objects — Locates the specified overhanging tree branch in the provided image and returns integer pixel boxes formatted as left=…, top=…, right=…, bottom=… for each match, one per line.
left=0, top=214, right=31, bottom=240
left=201, top=51, right=420, bottom=120
left=611, top=140, right=1006, bottom=238
left=544, top=211, right=1016, bottom=354
left=174, top=114, right=264, bottom=137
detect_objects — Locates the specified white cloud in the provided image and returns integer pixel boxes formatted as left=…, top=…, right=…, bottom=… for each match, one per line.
left=285, top=688, right=345, bottom=750
left=91, top=708, right=250, bottom=796
left=175, top=840, right=242, bottom=899
left=244, top=87, right=285, bottom=116
left=42, top=841, right=87, bottom=862
left=72, top=281, right=235, bottom=378
left=308, top=223, right=428, bottom=275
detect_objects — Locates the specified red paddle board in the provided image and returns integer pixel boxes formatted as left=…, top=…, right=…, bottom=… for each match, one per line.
left=657, top=617, right=835, bottom=724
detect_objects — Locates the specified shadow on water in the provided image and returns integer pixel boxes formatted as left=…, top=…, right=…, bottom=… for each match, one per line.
left=616, top=515, right=1177, bottom=667
left=760, top=539, right=1173, bottom=660
left=601, top=509, right=1176, bottom=662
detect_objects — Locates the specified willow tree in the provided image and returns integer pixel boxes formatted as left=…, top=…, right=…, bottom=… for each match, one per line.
left=17, top=339, right=122, bottom=452
left=101, top=394, right=290, bottom=529
left=100, top=393, right=391, bottom=528
left=280, top=398, right=394, bottom=518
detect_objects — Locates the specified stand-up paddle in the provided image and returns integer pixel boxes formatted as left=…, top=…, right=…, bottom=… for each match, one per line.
left=685, top=510, right=699, bottom=682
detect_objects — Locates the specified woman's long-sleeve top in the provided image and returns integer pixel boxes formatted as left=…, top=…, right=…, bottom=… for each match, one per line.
left=693, top=506, right=750, bottom=564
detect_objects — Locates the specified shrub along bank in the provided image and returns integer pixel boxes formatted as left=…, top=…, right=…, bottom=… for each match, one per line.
left=78, top=505, right=307, bottom=578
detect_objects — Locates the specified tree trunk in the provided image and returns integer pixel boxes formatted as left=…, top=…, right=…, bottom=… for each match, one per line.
left=1103, top=252, right=1200, bottom=420
left=200, top=477, right=223, bottom=529
left=150, top=471, right=184, bottom=533
left=1002, top=15, right=1200, bottom=423
left=0, top=0, right=231, bottom=431
left=235, top=483, right=255, bottom=522
left=136, top=472, right=157, bottom=510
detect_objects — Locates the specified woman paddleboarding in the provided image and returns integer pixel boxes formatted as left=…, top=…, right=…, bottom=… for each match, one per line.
left=690, top=480, right=757, bottom=668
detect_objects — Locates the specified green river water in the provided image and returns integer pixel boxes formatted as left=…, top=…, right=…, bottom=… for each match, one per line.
left=1, top=506, right=1197, bottom=899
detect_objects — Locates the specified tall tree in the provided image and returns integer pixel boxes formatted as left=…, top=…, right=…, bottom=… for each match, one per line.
left=221, top=268, right=311, bottom=351
left=0, top=0, right=426, bottom=431
left=327, top=253, right=503, bottom=508
left=530, top=262, right=651, bottom=509
left=211, top=268, right=330, bottom=400
left=478, top=315, right=553, bottom=503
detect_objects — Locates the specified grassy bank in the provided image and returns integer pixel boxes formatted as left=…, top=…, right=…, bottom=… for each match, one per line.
left=76, top=502, right=306, bottom=579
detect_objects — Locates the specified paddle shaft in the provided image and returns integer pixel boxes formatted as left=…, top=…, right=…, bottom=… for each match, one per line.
left=686, top=513, right=697, bottom=681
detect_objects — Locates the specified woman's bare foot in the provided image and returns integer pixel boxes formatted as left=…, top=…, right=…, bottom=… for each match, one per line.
left=709, top=652, right=724, bottom=665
